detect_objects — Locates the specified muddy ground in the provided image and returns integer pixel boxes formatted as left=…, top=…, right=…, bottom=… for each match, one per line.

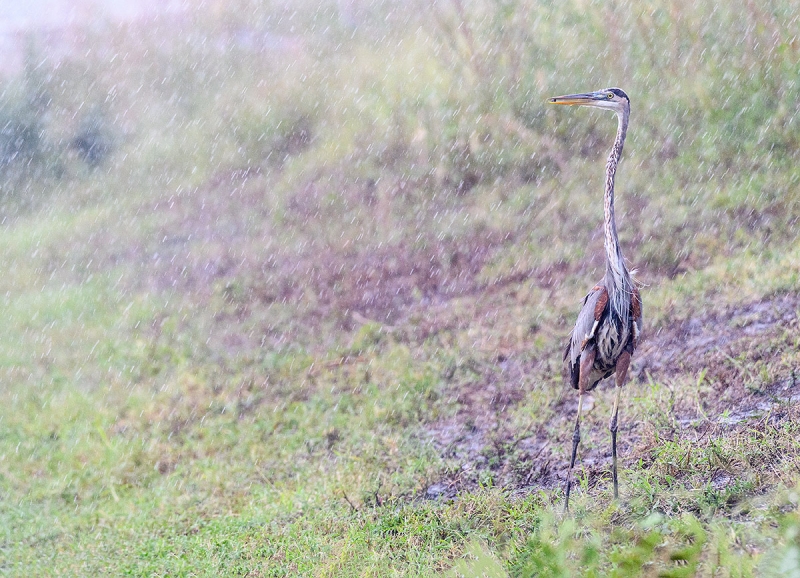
left=424, top=291, right=800, bottom=500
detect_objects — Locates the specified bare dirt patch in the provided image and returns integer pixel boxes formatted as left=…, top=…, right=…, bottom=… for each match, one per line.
left=636, top=292, right=800, bottom=418
left=242, top=229, right=518, bottom=328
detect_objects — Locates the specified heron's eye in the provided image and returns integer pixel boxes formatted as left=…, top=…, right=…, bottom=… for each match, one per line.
left=607, top=93, right=614, bottom=99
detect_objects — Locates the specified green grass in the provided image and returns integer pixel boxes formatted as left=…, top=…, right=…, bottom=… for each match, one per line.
left=2, top=0, right=800, bottom=575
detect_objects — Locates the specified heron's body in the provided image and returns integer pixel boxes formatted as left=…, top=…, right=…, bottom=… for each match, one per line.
left=549, top=87, right=643, bottom=510
left=565, top=281, right=640, bottom=391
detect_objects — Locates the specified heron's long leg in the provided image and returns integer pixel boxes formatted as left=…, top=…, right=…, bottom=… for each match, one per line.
left=610, top=350, right=631, bottom=499
left=565, top=346, right=596, bottom=512
left=564, top=393, right=583, bottom=511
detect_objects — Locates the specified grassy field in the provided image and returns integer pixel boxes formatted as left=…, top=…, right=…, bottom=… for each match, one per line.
left=2, top=0, right=800, bottom=575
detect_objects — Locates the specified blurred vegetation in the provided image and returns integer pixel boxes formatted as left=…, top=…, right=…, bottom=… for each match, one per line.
left=0, top=53, right=52, bottom=186
left=1, top=0, right=800, bottom=575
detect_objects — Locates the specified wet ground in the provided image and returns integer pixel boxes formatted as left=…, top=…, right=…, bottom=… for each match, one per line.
left=423, top=292, right=800, bottom=499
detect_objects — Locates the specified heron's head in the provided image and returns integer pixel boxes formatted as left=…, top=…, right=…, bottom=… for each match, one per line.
left=548, top=88, right=629, bottom=113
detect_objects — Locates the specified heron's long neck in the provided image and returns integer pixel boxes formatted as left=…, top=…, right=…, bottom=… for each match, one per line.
left=604, top=107, right=630, bottom=294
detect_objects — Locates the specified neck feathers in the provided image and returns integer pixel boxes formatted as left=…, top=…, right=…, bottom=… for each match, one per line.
left=603, top=106, right=632, bottom=309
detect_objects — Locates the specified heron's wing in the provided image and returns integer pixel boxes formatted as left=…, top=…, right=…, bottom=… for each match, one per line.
left=564, top=284, right=608, bottom=389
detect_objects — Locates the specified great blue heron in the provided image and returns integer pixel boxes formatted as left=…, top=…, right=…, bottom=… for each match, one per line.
left=548, top=88, right=643, bottom=511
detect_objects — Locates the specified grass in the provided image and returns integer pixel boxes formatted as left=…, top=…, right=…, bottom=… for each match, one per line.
left=1, top=0, right=800, bottom=575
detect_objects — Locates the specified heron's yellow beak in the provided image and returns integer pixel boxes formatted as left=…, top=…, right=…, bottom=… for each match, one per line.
left=548, top=92, right=604, bottom=106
